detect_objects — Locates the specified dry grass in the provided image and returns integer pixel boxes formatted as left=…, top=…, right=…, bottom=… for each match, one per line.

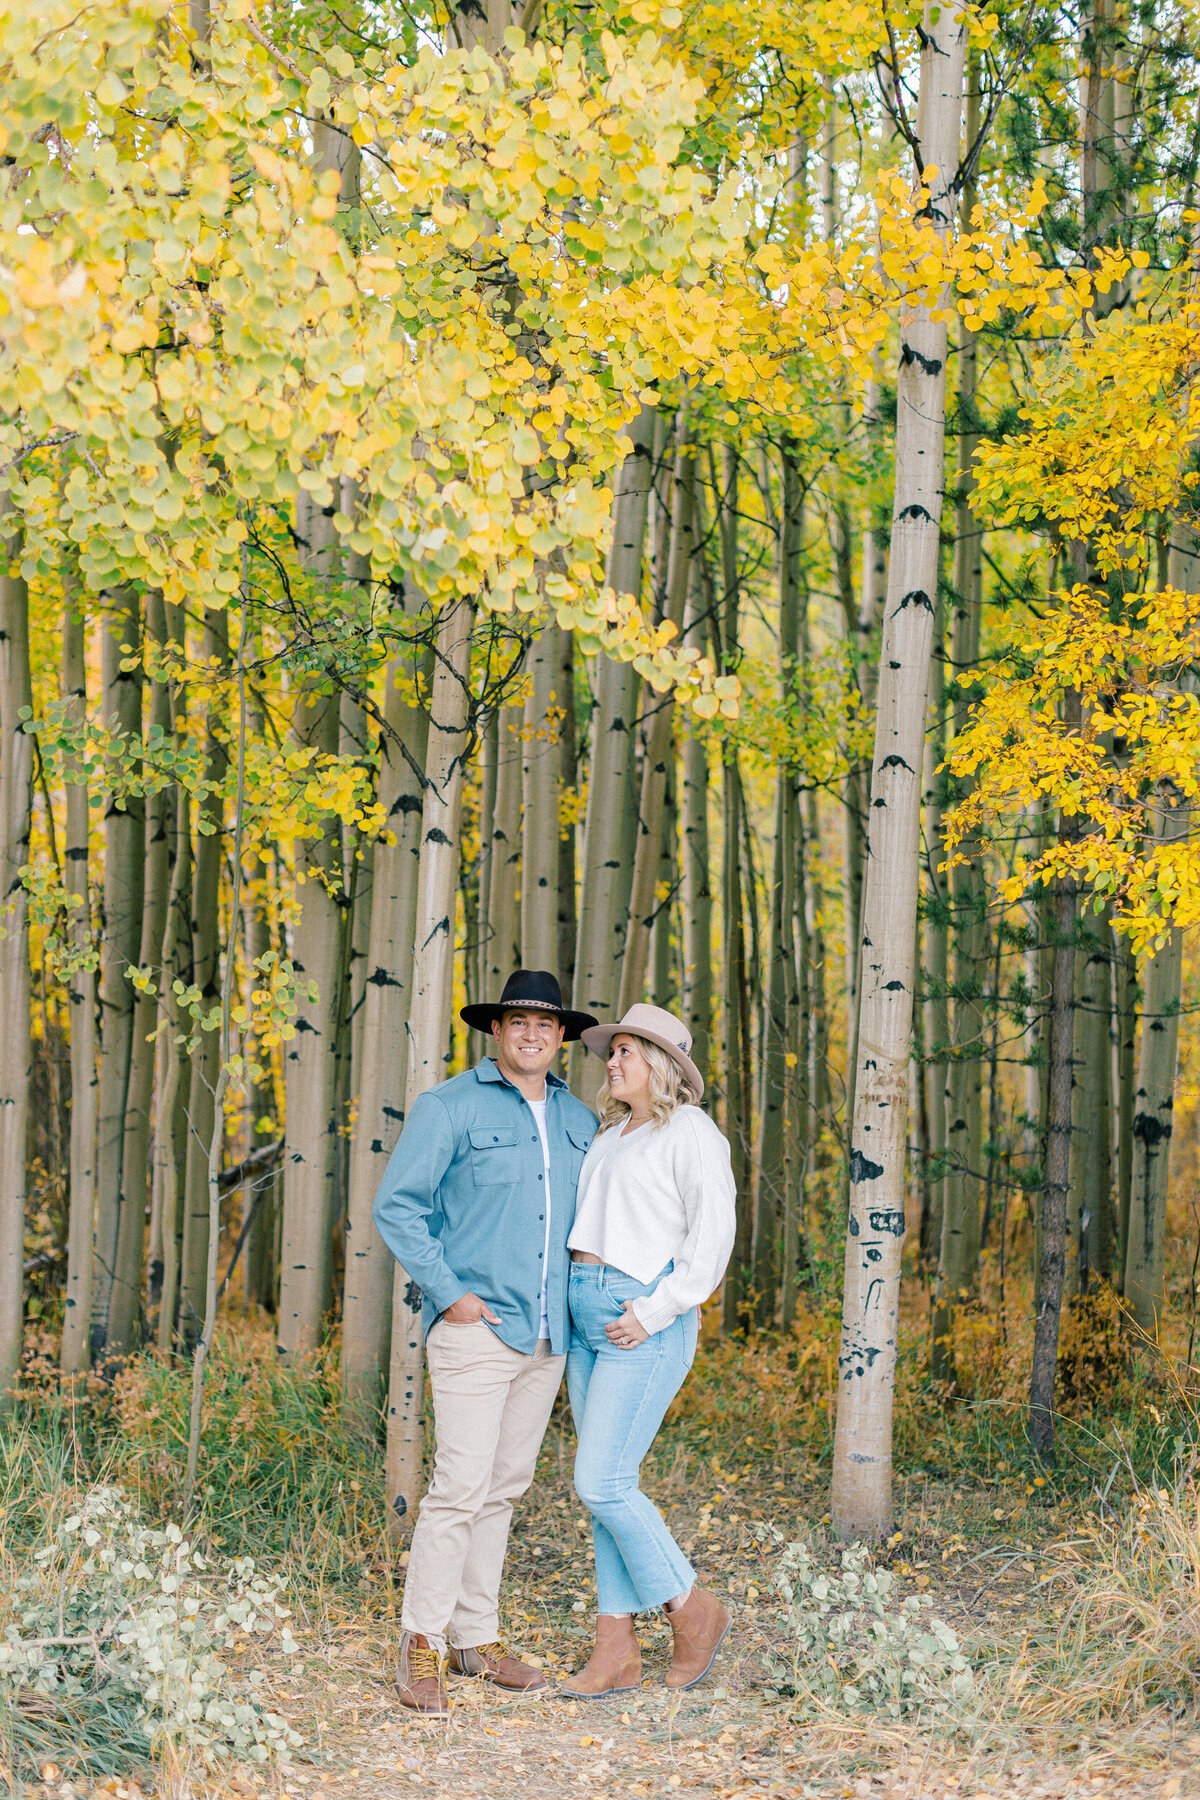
left=5, top=1310, right=1200, bottom=1797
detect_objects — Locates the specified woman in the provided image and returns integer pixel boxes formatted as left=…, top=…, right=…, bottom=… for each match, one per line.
left=561, top=1002, right=737, bottom=1698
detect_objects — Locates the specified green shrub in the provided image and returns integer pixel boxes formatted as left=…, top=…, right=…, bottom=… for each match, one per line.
left=0, top=1485, right=301, bottom=1782
left=762, top=1535, right=975, bottom=1718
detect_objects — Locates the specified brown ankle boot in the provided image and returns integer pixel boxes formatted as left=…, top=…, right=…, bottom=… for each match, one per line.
left=394, top=1631, right=450, bottom=1713
left=560, top=1614, right=642, bottom=1698
left=665, top=1587, right=732, bottom=1690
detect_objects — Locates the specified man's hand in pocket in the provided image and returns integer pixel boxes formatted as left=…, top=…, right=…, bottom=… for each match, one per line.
left=442, top=1292, right=501, bottom=1325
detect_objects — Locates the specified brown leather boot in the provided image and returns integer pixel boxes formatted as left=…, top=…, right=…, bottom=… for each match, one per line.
left=560, top=1614, right=642, bottom=1698
left=394, top=1632, right=450, bottom=1713
left=664, top=1587, right=732, bottom=1690
left=447, top=1641, right=547, bottom=1691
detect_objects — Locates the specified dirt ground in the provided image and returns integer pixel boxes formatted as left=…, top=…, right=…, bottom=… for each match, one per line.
left=234, top=1459, right=1200, bottom=1800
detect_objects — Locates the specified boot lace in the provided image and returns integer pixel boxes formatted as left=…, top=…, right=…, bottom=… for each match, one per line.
left=471, top=1640, right=506, bottom=1664
left=407, top=1639, right=444, bottom=1682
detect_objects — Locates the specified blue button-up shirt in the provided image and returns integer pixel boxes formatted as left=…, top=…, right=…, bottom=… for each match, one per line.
left=372, top=1059, right=597, bottom=1355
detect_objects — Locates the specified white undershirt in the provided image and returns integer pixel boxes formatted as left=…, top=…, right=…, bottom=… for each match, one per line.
left=528, top=1096, right=553, bottom=1340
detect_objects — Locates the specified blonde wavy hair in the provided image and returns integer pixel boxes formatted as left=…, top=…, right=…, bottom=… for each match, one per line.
left=596, top=1033, right=700, bottom=1133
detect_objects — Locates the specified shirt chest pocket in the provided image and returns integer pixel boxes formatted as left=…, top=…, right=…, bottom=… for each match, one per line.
left=469, top=1125, right=523, bottom=1189
left=565, top=1123, right=592, bottom=1180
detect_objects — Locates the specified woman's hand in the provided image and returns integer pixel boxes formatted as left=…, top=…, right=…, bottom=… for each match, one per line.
left=606, top=1301, right=649, bottom=1348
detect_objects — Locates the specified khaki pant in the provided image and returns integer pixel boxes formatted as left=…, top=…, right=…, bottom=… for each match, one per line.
left=400, top=1321, right=565, bottom=1652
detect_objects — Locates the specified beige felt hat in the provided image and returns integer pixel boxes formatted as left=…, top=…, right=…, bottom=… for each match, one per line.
left=580, top=1003, right=705, bottom=1101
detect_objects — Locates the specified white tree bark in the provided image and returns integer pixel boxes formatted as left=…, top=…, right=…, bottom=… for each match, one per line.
left=619, top=417, right=694, bottom=1014
left=342, top=647, right=429, bottom=1411
left=109, top=593, right=173, bottom=1354
left=60, top=583, right=98, bottom=1374
left=831, top=4, right=966, bottom=1540
left=0, top=492, right=33, bottom=1405
left=521, top=622, right=561, bottom=967
left=1122, top=522, right=1199, bottom=1334
left=277, top=667, right=342, bottom=1359
left=568, top=404, right=656, bottom=1091
left=384, top=597, right=474, bottom=1539
left=90, top=588, right=143, bottom=1360
left=483, top=699, right=522, bottom=989
left=277, top=117, right=360, bottom=1360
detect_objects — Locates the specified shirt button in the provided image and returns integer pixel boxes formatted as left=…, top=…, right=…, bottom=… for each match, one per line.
left=538, top=1173, right=543, bottom=1181
left=538, top=1252, right=543, bottom=1260
left=539, top=1214, right=544, bottom=1221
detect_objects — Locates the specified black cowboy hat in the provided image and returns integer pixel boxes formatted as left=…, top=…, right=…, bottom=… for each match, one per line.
left=460, top=969, right=598, bottom=1042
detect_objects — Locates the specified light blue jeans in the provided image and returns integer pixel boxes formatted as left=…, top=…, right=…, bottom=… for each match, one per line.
left=567, top=1262, right=699, bottom=1614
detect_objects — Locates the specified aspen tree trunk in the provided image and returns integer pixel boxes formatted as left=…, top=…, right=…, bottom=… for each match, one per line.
left=484, top=701, right=522, bottom=990
left=278, top=668, right=343, bottom=1358
left=570, top=406, right=656, bottom=1089
left=644, top=410, right=675, bottom=637
left=521, top=623, right=561, bottom=966
left=108, top=596, right=172, bottom=1355
left=830, top=4, right=965, bottom=1538
left=178, top=615, right=229, bottom=1346
left=61, top=586, right=98, bottom=1373
left=650, top=794, right=676, bottom=1010
left=555, top=629, right=578, bottom=992
left=339, top=679, right=374, bottom=1244
left=155, top=782, right=192, bottom=1349
left=681, top=502, right=713, bottom=1083
left=183, top=598, right=248, bottom=1510
left=781, top=441, right=812, bottom=1324
left=755, top=776, right=789, bottom=1324
left=933, top=299, right=985, bottom=1382
left=342, top=648, right=429, bottom=1412
left=859, top=376, right=887, bottom=704
left=342, top=525, right=375, bottom=1077
left=821, top=77, right=867, bottom=1049
left=242, top=885, right=277, bottom=1312
left=680, top=731, right=713, bottom=1079
left=235, top=673, right=275, bottom=1315
left=91, top=590, right=144, bottom=1361
left=1023, top=894, right=1044, bottom=1171
left=1122, top=523, right=1200, bottom=1323
left=1114, top=937, right=1138, bottom=1285
left=0, top=495, right=33, bottom=1405
left=475, top=711, right=499, bottom=1003
left=1030, top=858, right=1077, bottom=1462
left=620, top=420, right=694, bottom=1012
left=1123, top=864, right=1185, bottom=1339
left=783, top=790, right=811, bottom=1330
left=1032, top=867, right=1055, bottom=1300
left=806, top=789, right=832, bottom=1139
left=1122, top=522, right=1200, bottom=1324
left=756, top=438, right=805, bottom=1325
left=1119, top=515, right=1197, bottom=1326
left=715, top=447, right=753, bottom=1327
left=146, top=604, right=187, bottom=1335
left=277, top=124, right=359, bottom=1360
left=385, top=598, right=474, bottom=1538
left=1072, top=907, right=1113, bottom=1286
left=451, top=0, right=519, bottom=53
left=921, top=588, right=949, bottom=1274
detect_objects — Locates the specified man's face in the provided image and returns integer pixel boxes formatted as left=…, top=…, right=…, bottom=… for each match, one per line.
left=491, top=1009, right=566, bottom=1082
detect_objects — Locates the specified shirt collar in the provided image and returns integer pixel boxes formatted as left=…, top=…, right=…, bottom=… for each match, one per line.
left=475, top=1057, right=567, bottom=1092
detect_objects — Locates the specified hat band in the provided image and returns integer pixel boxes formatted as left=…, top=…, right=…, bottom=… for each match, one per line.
left=497, top=998, right=562, bottom=1012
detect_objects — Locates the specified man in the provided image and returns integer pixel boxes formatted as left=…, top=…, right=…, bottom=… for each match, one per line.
left=373, top=968, right=597, bottom=1714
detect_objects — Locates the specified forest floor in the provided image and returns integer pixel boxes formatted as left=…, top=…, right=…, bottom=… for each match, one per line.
left=188, top=1443, right=1198, bottom=1800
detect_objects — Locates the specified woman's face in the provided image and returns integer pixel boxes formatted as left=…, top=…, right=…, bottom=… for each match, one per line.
left=606, top=1034, right=653, bottom=1113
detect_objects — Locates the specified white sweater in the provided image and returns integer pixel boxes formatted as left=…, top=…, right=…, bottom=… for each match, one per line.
left=567, top=1105, right=737, bottom=1336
